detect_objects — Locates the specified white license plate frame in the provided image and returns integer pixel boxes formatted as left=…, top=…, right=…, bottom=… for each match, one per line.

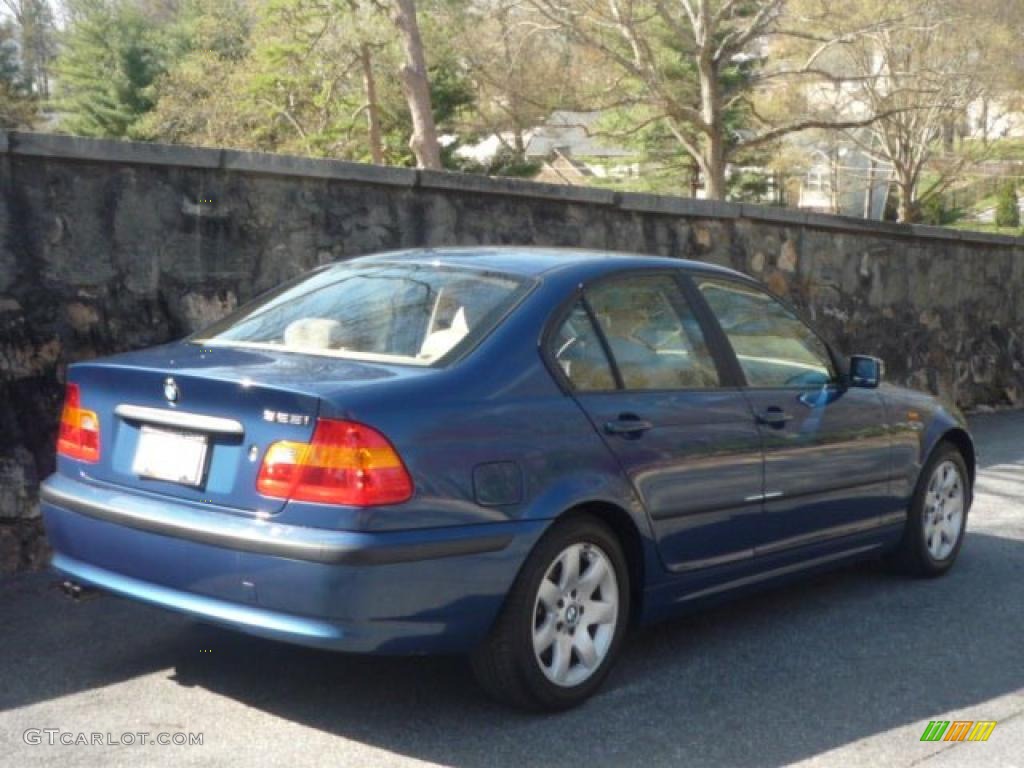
left=132, top=425, right=209, bottom=488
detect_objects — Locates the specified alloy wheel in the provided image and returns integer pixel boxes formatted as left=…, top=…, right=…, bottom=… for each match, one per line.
left=531, top=542, right=619, bottom=688
left=923, top=460, right=965, bottom=561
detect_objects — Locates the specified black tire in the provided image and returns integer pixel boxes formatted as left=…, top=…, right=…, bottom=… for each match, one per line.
left=890, top=442, right=971, bottom=578
left=470, top=515, right=630, bottom=712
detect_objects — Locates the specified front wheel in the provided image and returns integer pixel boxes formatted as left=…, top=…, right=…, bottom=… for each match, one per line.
left=471, top=516, right=630, bottom=711
left=891, top=443, right=971, bottom=578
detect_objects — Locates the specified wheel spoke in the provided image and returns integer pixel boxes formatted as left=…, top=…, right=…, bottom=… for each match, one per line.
left=584, top=599, right=616, bottom=626
left=944, top=513, right=960, bottom=543
left=533, top=614, right=557, bottom=655
left=941, top=466, right=955, bottom=494
left=559, top=546, right=580, bottom=591
left=576, top=556, right=608, bottom=599
left=550, top=633, right=572, bottom=682
left=573, top=629, right=598, bottom=669
left=537, top=578, right=560, bottom=611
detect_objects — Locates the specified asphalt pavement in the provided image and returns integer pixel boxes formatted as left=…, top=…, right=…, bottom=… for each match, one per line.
left=1, top=411, right=1022, bottom=768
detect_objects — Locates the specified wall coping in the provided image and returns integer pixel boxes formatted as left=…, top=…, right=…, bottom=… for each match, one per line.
left=3, top=129, right=1021, bottom=248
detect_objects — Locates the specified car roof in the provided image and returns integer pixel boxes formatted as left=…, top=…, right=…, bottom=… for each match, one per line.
left=354, top=246, right=749, bottom=280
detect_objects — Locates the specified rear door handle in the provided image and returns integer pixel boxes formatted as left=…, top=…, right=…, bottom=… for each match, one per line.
left=755, top=407, right=793, bottom=428
left=604, top=417, right=654, bottom=435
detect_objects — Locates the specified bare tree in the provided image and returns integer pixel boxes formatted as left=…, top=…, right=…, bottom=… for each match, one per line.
left=526, top=0, right=889, bottom=199
left=391, top=0, right=441, bottom=169
left=344, top=0, right=385, bottom=164
left=448, top=0, right=589, bottom=161
left=359, top=42, right=385, bottom=164
left=793, top=0, right=1001, bottom=221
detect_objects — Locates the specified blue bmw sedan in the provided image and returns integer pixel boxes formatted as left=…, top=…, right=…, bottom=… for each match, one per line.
left=41, top=247, right=974, bottom=710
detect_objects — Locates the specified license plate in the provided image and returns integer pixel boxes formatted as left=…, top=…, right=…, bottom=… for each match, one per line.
left=132, top=426, right=209, bottom=487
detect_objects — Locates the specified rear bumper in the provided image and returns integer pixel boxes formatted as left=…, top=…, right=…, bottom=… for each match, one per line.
left=41, top=474, right=546, bottom=653
left=41, top=475, right=515, bottom=565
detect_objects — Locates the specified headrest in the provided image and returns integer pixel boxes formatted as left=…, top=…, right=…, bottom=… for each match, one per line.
left=283, top=317, right=344, bottom=349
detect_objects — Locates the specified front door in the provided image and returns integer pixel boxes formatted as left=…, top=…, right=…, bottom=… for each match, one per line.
left=549, top=272, right=765, bottom=573
left=692, top=276, right=894, bottom=556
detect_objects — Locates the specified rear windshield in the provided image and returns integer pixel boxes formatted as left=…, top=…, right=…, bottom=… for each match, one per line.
left=193, top=261, right=531, bottom=366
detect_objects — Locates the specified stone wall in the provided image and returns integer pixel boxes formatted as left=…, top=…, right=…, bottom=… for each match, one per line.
left=2, top=130, right=1023, bottom=573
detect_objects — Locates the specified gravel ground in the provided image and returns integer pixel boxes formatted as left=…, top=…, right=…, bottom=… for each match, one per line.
left=1, top=411, right=1021, bottom=768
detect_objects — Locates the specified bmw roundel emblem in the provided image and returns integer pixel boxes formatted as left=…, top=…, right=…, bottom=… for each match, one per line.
left=163, top=377, right=179, bottom=403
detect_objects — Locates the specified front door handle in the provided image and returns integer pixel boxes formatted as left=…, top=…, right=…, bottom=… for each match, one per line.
left=604, top=416, right=654, bottom=435
left=755, top=407, right=793, bottom=428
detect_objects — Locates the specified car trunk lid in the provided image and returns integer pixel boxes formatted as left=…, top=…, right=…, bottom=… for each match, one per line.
left=65, top=342, right=423, bottom=515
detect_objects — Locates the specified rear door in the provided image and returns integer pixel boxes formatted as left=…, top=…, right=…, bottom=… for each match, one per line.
left=549, top=271, right=765, bottom=573
left=691, top=275, right=894, bottom=555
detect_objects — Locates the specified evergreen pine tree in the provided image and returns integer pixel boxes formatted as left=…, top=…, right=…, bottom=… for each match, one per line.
left=54, top=0, right=168, bottom=138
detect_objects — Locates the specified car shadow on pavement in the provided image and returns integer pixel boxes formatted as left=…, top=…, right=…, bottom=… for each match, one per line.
left=152, top=530, right=1020, bottom=768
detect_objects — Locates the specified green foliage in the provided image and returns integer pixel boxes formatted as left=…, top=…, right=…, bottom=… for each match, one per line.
left=54, top=0, right=174, bottom=138
left=994, top=182, right=1021, bottom=228
left=593, top=106, right=696, bottom=196
left=135, top=0, right=478, bottom=167
left=428, top=49, right=479, bottom=169
left=132, top=0, right=255, bottom=146
left=919, top=195, right=962, bottom=226
left=727, top=170, right=772, bottom=203
left=174, top=0, right=252, bottom=61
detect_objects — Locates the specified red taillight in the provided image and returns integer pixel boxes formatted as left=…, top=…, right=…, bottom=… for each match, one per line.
left=56, top=383, right=101, bottom=463
left=256, top=419, right=413, bottom=506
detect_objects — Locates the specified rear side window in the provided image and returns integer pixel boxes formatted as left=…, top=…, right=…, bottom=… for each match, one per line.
left=696, top=277, right=834, bottom=388
left=551, top=303, right=616, bottom=391
left=194, top=263, right=529, bottom=366
left=586, top=275, right=720, bottom=390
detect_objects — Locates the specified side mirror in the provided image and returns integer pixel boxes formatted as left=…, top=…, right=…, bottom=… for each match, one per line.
left=848, top=355, right=883, bottom=388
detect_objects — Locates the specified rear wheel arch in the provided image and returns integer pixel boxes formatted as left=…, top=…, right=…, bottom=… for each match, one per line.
left=472, top=507, right=635, bottom=709
left=556, top=501, right=645, bottom=625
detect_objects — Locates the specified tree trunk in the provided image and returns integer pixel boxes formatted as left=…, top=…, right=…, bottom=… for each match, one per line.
left=360, top=43, right=384, bottom=165
left=697, top=51, right=727, bottom=200
left=702, top=145, right=727, bottom=200
left=391, top=0, right=442, bottom=170
left=499, top=4, right=526, bottom=160
left=863, top=158, right=877, bottom=219
left=897, top=174, right=919, bottom=223
left=513, top=128, right=525, bottom=155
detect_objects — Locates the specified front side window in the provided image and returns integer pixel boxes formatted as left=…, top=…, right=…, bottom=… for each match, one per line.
left=585, top=275, right=720, bottom=390
left=696, top=277, right=834, bottom=388
left=550, top=303, right=616, bottom=391
left=194, top=262, right=529, bottom=366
